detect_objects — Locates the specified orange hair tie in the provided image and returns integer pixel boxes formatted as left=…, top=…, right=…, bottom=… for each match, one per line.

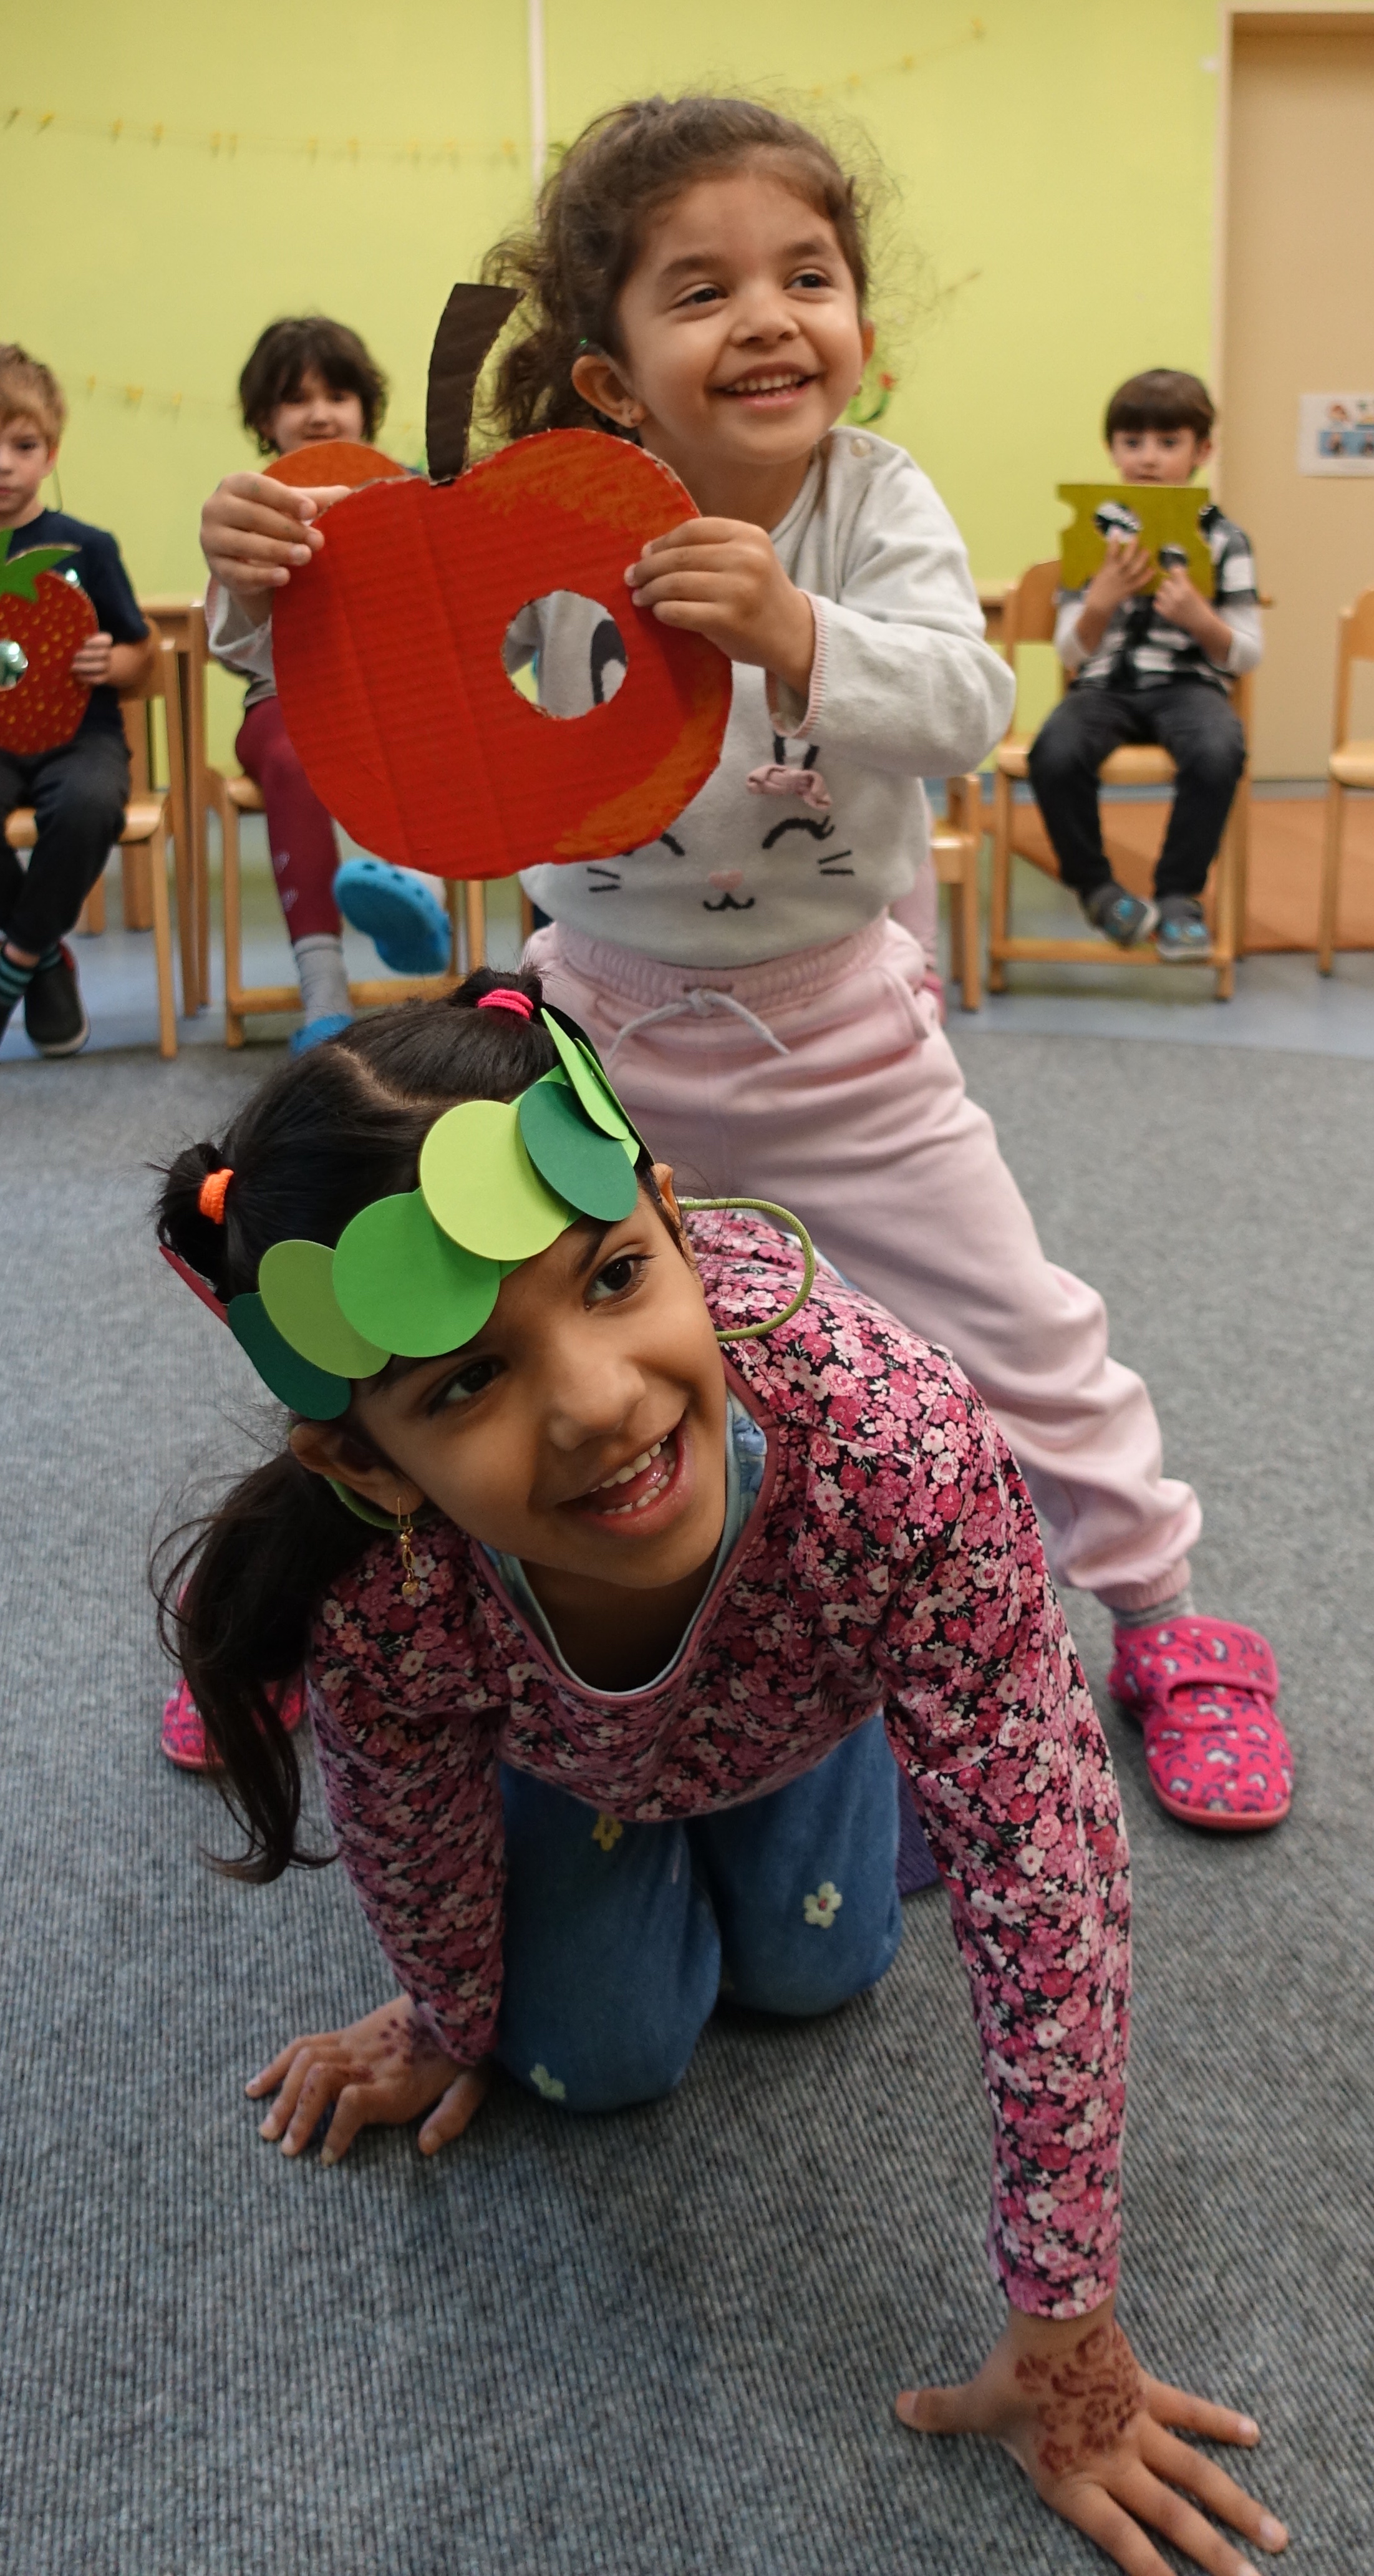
left=198, top=1166, right=233, bottom=1224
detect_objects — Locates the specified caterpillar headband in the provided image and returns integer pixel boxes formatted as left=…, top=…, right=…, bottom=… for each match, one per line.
left=160, top=1009, right=815, bottom=1417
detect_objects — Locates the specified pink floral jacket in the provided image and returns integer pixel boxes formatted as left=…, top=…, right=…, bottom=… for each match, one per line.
left=309, top=1214, right=1130, bottom=2317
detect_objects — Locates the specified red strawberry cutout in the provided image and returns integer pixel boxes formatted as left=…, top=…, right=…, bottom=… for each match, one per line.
left=272, top=285, right=731, bottom=881
left=0, top=530, right=97, bottom=754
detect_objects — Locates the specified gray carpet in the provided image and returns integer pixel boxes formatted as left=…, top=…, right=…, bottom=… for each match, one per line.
left=1, top=1032, right=1369, bottom=2574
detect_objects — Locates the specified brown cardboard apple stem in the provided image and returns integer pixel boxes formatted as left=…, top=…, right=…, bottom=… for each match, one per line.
left=425, top=283, right=522, bottom=481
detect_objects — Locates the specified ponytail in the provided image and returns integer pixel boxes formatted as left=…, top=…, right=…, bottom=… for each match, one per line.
left=155, top=1458, right=368, bottom=1881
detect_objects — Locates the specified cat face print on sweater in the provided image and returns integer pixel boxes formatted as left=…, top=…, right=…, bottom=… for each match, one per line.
left=584, top=736, right=854, bottom=913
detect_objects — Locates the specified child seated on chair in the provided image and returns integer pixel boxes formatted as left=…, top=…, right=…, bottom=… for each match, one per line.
left=207, top=317, right=451, bottom=1053
left=1028, top=369, right=1260, bottom=965
left=0, top=346, right=152, bottom=1060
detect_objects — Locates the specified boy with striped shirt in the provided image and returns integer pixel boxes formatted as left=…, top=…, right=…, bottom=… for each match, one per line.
left=1029, top=369, right=1261, bottom=963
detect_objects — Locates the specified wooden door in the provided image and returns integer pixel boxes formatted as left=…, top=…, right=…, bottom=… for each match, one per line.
left=1223, top=17, right=1374, bottom=775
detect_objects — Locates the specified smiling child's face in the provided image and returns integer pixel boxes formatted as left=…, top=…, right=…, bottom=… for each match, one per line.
left=266, top=366, right=367, bottom=457
left=294, top=1174, right=728, bottom=1592
left=576, top=162, right=872, bottom=496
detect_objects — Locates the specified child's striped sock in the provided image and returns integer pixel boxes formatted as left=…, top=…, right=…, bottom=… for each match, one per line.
left=0, top=946, right=36, bottom=1028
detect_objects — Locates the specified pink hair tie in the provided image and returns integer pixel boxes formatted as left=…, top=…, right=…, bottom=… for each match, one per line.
left=476, top=987, right=535, bottom=1020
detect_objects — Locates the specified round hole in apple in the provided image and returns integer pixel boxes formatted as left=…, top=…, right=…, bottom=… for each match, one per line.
left=503, top=593, right=627, bottom=719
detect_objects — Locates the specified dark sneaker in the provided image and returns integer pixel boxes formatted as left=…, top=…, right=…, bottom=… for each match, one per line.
left=1154, top=896, right=1212, bottom=964
left=1085, top=882, right=1160, bottom=948
left=24, top=942, right=90, bottom=1055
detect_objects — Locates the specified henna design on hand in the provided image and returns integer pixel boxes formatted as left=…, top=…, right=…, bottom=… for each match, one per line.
left=1015, top=2321, right=1144, bottom=2480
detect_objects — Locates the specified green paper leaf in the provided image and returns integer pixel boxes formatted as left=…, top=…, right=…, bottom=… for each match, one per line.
left=0, top=528, right=78, bottom=601
left=258, top=1238, right=389, bottom=1378
left=419, top=1098, right=571, bottom=1261
left=518, top=1080, right=639, bottom=1222
left=540, top=1012, right=634, bottom=1144
left=228, top=1292, right=351, bottom=1418
left=333, top=1189, right=502, bottom=1357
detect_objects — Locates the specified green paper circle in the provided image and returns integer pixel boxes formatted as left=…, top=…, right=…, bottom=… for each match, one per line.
left=333, top=1190, right=502, bottom=1358
left=541, top=1014, right=634, bottom=1143
left=418, top=1098, right=571, bottom=1261
left=518, top=1080, right=639, bottom=1222
left=259, top=1238, right=389, bottom=1378
left=228, top=1292, right=351, bottom=1419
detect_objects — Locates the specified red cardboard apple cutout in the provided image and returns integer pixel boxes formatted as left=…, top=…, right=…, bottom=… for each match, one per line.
left=265, top=441, right=409, bottom=494
left=272, top=285, right=732, bottom=878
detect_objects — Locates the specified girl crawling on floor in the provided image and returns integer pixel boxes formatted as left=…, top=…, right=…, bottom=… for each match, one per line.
left=155, top=972, right=1285, bottom=2576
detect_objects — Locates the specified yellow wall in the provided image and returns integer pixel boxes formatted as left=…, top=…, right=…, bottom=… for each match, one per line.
left=4, top=0, right=532, bottom=756
left=7, top=0, right=1224, bottom=756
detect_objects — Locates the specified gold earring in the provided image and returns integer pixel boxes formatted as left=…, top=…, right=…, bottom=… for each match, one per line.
left=397, top=1501, right=420, bottom=1601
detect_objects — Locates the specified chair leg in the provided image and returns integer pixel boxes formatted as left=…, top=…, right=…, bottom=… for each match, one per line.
left=171, top=782, right=199, bottom=1017
left=145, top=819, right=178, bottom=1058
left=464, top=881, right=486, bottom=974
left=1232, top=770, right=1252, bottom=959
left=77, top=874, right=108, bottom=937
left=988, top=776, right=1012, bottom=991
left=122, top=842, right=154, bottom=932
left=959, top=851, right=982, bottom=1010
left=1318, top=777, right=1343, bottom=974
left=946, top=873, right=964, bottom=989
left=1212, top=803, right=1236, bottom=1002
left=220, top=795, right=245, bottom=1047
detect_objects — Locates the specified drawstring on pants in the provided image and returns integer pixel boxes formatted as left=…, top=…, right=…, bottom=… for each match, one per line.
left=602, top=984, right=791, bottom=1067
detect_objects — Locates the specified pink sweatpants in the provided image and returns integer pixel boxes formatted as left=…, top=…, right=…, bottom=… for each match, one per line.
left=527, top=915, right=1198, bottom=1611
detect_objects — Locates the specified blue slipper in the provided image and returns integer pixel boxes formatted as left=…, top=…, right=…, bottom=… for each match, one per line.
left=290, top=1011, right=354, bottom=1056
left=334, top=858, right=450, bottom=977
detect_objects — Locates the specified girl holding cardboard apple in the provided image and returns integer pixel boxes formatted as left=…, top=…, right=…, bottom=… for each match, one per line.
left=198, top=103, right=1291, bottom=1834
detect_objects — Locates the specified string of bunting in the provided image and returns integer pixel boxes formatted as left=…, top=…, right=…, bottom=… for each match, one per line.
left=46, top=369, right=426, bottom=452
left=0, top=22, right=985, bottom=170
left=800, top=16, right=985, bottom=104
left=0, top=102, right=522, bottom=168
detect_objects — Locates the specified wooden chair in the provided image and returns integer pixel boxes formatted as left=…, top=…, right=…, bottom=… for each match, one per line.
left=139, top=592, right=211, bottom=1011
left=206, top=763, right=488, bottom=1046
left=1317, top=585, right=1374, bottom=974
left=7, top=626, right=184, bottom=1057
left=930, top=773, right=984, bottom=1010
left=987, top=560, right=1251, bottom=1004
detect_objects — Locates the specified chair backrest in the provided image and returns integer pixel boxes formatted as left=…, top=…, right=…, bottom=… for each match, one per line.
left=119, top=623, right=187, bottom=852
left=998, top=560, right=1063, bottom=740
left=1003, top=559, right=1061, bottom=651
left=1333, top=585, right=1374, bottom=748
left=120, top=615, right=165, bottom=793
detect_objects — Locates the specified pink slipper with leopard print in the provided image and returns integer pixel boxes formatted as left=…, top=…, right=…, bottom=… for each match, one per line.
left=160, top=1675, right=306, bottom=1772
left=1108, top=1615, right=1292, bottom=1831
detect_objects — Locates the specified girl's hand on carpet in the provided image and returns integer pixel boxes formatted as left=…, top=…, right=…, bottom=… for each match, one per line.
left=246, top=1997, right=489, bottom=2165
left=896, top=2298, right=1288, bottom=2574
